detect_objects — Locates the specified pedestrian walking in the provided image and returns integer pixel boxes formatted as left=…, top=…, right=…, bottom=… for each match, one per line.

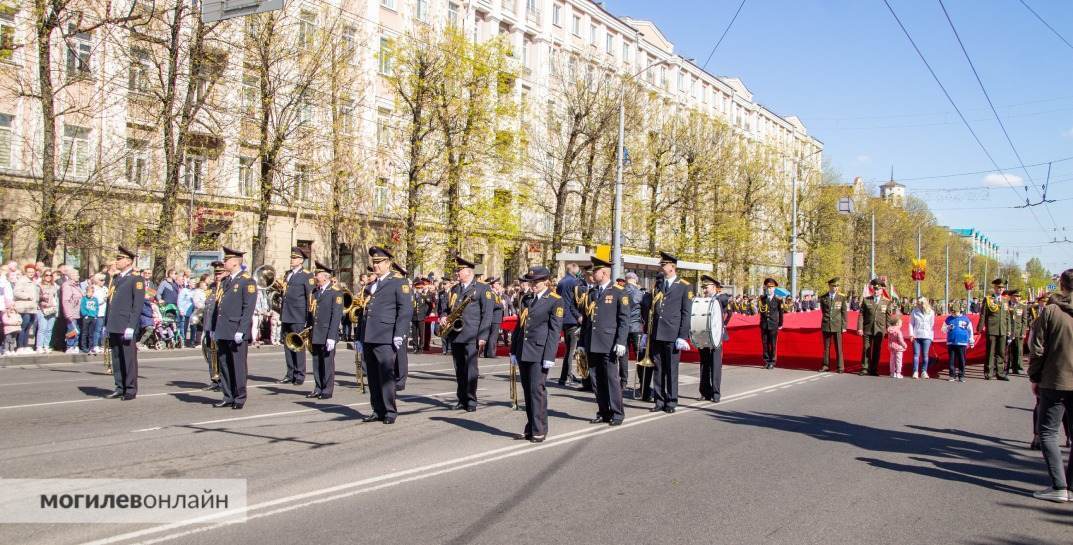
left=1028, top=269, right=1073, bottom=503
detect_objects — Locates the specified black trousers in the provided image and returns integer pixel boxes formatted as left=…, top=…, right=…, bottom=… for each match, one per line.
left=483, top=322, right=501, bottom=358
left=409, top=322, right=424, bottom=353
left=281, top=322, right=306, bottom=383
left=451, top=341, right=480, bottom=409
left=760, top=327, right=779, bottom=366
left=861, top=333, right=884, bottom=375
left=559, top=325, right=580, bottom=382
left=699, top=346, right=723, bottom=402
left=651, top=339, right=679, bottom=409
left=364, top=342, right=398, bottom=419
left=217, top=339, right=248, bottom=405
left=592, top=351, right=624, bottom=422
left=821, top=331, right=844, bottom=371
left=519, top=361, right=549, bottom=437
left=395, top=338, right=408, bottom=391
left=617, top=331, right=640, bottom=388
left=311, top=343, right=336, bottom=397
left=108, top=332, right=138, bottom=397
left=985, top=334, right=1008, bottom=378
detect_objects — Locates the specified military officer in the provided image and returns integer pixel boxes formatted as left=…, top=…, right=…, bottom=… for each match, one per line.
left=211, top=246, right=257, bottom=409
left=509, top=266, right=564, bottom=443
left=392, top=261, right=412, bottom=391
left=1006, top=289, right=1028, bottom=375
left=441, top=255, right=493, bottom=412
left=980, top=278, right=1011, bottom=380
left=698, top=275, right=732, bottom=402
left=758, top=278, right=784, bottom=370
left=649, top=252, right=693, bottom=413
left=857, top=278, right=892, bottom=377
left=200, top=261, right=226, bottom=391
left=579, top=256, right=629, bottom=425
left=359, top=247, right=413, bottom=424
left=278, top=246, right=314, bottom=385
left=307, top=262, right=343, bottom=399
left=482, top=277, right=505, bottom=358
left=556, top=262, right=585, bottom=386
left=104, top=245, right=145, bottom=400
left=819, top=277, right=849, bottom=373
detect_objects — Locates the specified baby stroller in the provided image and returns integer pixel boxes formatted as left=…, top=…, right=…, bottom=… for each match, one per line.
left=150, top=303, right=180, bottom=350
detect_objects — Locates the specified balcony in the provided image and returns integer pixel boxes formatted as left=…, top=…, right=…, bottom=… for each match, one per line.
left=527, top=8, right=540, bottom=24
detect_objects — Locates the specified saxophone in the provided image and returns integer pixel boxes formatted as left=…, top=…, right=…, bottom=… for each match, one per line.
left=438, top=292, right=474, bottom=340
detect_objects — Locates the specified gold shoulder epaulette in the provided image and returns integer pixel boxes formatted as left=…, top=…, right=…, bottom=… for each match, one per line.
left=241, top=272, right=251, bottom=279
left=678, top=278, right=690, bottom=285
left=550, top=292, right=562, bottom=299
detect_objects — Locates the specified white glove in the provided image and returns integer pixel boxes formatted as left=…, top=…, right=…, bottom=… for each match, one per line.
left=510, top=354, right=518, bottom=367
left=675, top=338, right=690, bottom=351
left=393, top=336, right=403, bottom=350
left=542, top=360, right=554, bottom=370
left=234, top=332, right=243, bottom=343
left=326, top=339, right=336, bottom=352
left=614, top=344, right=626, bottom=357
left=123, top=328, right=134, bottom=341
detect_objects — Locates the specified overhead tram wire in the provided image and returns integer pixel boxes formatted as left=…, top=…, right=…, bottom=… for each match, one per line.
left=701, top=0, right=747, bottom=70
left=880, top=0, right=1051, bottom=236
left=1019, top=0, right=1073, bottom=52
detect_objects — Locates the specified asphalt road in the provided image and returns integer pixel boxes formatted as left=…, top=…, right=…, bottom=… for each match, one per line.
left=0, top=347, right=1068, bottom=545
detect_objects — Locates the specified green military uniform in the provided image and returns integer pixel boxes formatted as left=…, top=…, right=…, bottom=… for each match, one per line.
left=819, top=277, right=848, bottom=373
left=857, top=280, right=891, bottom=376
left=1005, top=291, right=1028, bottom=375
left=979, top=279, right=1010, bottom=380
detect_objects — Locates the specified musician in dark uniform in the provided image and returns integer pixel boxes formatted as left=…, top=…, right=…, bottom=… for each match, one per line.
left=556, top=262, right=584, bottom=386
left=698, top=275, right=732, bottom=402
left=441, top=255, right=493, bottom=412
left=580, top=256, right=629, bottom=425
left=483, top=277, right=505, bottom=358
left=278, top=246, right=313, bottom=385
left=1006, top=289, right=1028, bottom=375
left=758, top=277, right=784, bottom=369
left=392, top=262, right=412, bottom=391
left=819, top=277, right=848, bottom=373
left=636, top=282, right=657, bottom=401
left=307, top=262, right=343, bottom=399
left=104, top=245, right=145, bottom=400
left=649, top=252, right=693, bottom=413
left=200, top=261, right=226, bottom=391
left=410, top=279, right=430, bottom=353
left=359, top=247, right=413, bottom=424
left=510, top=266, right=564, bottom=443
left=980, top=278, right=1011, bottom=380
left=857, top=278, right=891, bottom=376
left=211, top=246, right=257, bottom=409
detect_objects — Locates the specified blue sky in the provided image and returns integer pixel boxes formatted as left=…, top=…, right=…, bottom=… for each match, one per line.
left=606, top=0, right=1073, bottom=272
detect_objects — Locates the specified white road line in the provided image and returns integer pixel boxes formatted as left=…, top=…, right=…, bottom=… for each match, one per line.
left=81, top=373, right=828, bottom=545
left=0, top=378, right=90, bottom=388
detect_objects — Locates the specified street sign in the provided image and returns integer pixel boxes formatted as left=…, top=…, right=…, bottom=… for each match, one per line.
left=837, top=197, right=854, bottom=215
left=202, top=0, right=285, bottom=23
left=786, top=252, right=804, bottom=268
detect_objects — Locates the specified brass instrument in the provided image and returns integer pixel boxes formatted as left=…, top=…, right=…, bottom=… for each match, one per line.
left=438, top=292, right=474, bottom=339
left=573, top=347, right=590, bottom=381
left=341, top=288, right=366, bottom=323
left=509, top=359, right=520, bottom=410
left=209, top=339, right=220, bottom=382
left=633, top=290, right=664, bottom=397
left=571, top=286, right=595, bottom=382
left=353, top=343, right=366, bottom=393
left=284, top=326, right=312, bottom=352
left=103, top=337, right=112, bottom=375
left=253, top=265, right=285, bottom=313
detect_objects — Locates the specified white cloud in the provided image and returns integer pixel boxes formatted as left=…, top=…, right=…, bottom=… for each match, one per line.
left=982, top=173, right=1024, bottom=187
left=855, top=154, right=871, bottom=163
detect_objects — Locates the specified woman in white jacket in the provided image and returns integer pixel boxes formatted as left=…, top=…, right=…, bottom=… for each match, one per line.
left=909, top=297, right=936, bottom=378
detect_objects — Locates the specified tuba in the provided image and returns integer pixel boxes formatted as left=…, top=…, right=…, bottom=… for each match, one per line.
left=253, top=265, right=285, bottom=313
left=572, top=287, right=595, bottom=381
left=284, top=326, right=312, bottom=352
left=341, top=288, right=366, bottom=323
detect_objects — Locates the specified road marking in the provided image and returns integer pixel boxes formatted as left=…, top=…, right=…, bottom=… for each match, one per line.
left=81, top=372, right=828, bottom=545
left=0, top=377, right=90, bottom=388
left=132, top=427, right=162, bottom=433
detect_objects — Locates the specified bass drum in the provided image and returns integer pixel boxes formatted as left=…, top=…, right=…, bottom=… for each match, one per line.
left=689, top=296, right=724, bottom=349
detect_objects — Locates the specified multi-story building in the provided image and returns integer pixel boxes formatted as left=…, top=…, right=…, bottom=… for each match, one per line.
left=951, top=228, right=999, bottom=259
left=0, top=0, right=822, bottom=282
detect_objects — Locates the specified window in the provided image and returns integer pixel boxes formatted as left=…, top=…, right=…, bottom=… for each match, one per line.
left=239, top=157, right=256, bottom=197
left=589, top=25, right=596, bottom=45
left=0, top=6, right=15, bottom=62
left=552, top=4, right=561, bottom=26
left=572, top=14, right=580, bottom=36
left=184, top=153, right=205, bottom=192
left=521, top=37, right=530, bottom=68
left=0, top=113, right=12, bottom=168
left=378, top=36, right=393, bottom=75
left=125, top=139, right=148, bottom=185
left=298, top=96, right=314, bottom=124
left=416, top=0, right=428, bottom=21
left=242, top=74, right=258, bottom=115
left=380, top=0, right=396, bottom=10
left=299, top=10, right=316, bottom=48
left=605, top=33, right=613, bottom=54
left=341, top=25, right=357, bottom=61
left=128, top=48, right=151, bottom=92
left=376, top=109, right=391, bottom=147
left=622, top=43, right=629, bottom=63
left=65, top=25, right=92, bottom=78
left=340, top=99, right=355, bottom=134
left=448, top=2, right=460, bottom=27
left=374, top=177, right=389, bottom=213
left=677, top=71, right=684, bottom=92
left=294, top=164, right=309, bottom=202
left=60, top=125, right=90, bottom=177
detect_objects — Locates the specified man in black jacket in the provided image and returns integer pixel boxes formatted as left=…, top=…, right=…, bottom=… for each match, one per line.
left=580, top=256, right=630, bottom=425
left=105, top=245, right=145, bottom=401
left=278, top=246, right=313, bottom=385
left=359, top=247, right=413, bottom=424
left=758, top=278, right=784, bottom=369
left=649, top=252, right=693, bottom=413
left=699, top=276, right=733, bottom=401
left=441, top=255, right=493, bottom=412
left=307, top=262, right=343, bottom=399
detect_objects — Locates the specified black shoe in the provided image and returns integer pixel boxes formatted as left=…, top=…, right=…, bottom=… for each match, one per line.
left=513, top=433, right=532, bottom=441
left=985, top=375, right=992, bottom=380
left=649, top=406, right=664, bottom=412
left=306, top=392, right=320, bottom=398
left=609, top=420, right=623, bottom=427
left=382, top=417, right=396, bottom=425
left=858, top=370, right=869, bottom=376
left=997, top=376, right=1010, bottom=381
left=529, top=435, right=546, bottom=443
left=213, top=401, right=230, bottom=408
left=711, top=398, right=720, bottom=403
left=122, top=395, right=136, bottom=401
left=362, top=414, right=382, bottom=423
left=276, top=378, right=292, bottom=384
left=319, top=394, right=332, bottom=400
left=837, top=369, right=844, bottom=374
left=293, top=380, right=304, bottom=386
left=465, top=407, right=476, bottom=413
left=590, top=416, right=609, bottom=424
left=105, top=391, right=123, bottom=399
left=557, top=379, right=566, bottom=386
left=579, top=385, right=594, bottom=392
left=231, top=403, right=244, bottom=410
left=664, top=407, right=676, bottom=414
left=452, top=403, right=465, bottom=410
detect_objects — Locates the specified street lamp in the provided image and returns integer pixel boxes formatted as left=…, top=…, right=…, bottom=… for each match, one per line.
left=612, top=56, right=672, bottom=281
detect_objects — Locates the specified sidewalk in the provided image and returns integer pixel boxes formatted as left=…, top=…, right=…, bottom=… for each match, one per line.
left=0, top=344, right=288, bottom=367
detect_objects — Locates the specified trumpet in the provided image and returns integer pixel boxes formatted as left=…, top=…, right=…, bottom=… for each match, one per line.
left=103, top=337, right=112, bottom=375
left=284, top=326, right=312, bottom=352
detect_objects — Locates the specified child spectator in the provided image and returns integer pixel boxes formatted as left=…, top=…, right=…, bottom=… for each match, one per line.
left=887, top=313, right=907, bottom=378
left=79, top=286, right=99, bottom=354
left=943, top=304, right=975, bottom=383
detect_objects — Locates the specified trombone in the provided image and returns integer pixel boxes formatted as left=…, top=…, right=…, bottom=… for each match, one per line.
left=633, top=290, right=664, bottom=398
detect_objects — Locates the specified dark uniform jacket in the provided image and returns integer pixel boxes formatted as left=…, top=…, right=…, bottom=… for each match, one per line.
left=1009, top=302, right=1029, bottom=340
left=311, top=284, right=344, bottom=345
left=490, top=291, right=505, bottom=325
left=413, top=291, right=432, bottom=324
left=510, top=290, right=564, bottom=363
left=652, top=277, right=693, bottom=342
left=857, top=296, right=892, bottom=335
left=105, top=270, right=145, bottom=334
left=281, top=268, right=314, bottom=325
left=213, top=271, right=257, bottom=339
left=716, top=292, right=734, bottom=326
left=820, top=292, right=848, bottom=333
left=360, top=273, right=414, bottom=344
left=446, top=281, right=493, bottom=344
left=980, top=294, right=1011, bottom=336
left=556, top=274, right=583, bottom=326
left=758, top=294, right=784, bottom=331
left=580, top=283, right=629, bottom=354
left=204, top=281, right=220, bottom=331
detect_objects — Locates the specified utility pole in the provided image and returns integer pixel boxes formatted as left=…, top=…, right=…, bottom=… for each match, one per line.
left=944, top=243, right=950, bottom=314
left=916, top=228, right=922, bottom=299
left=869, top=210, right=876, bottom=280
left=790, top=175, right=798, bottom=297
